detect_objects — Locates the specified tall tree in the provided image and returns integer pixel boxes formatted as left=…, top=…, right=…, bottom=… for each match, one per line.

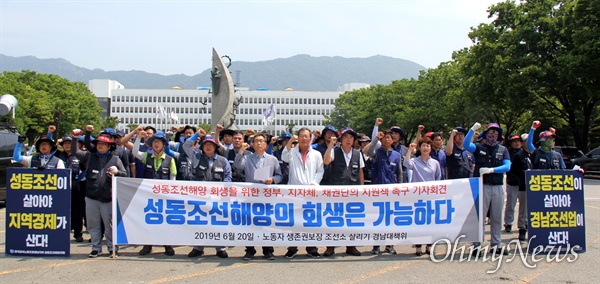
left=465, top=0, right=600, bottom=150
left=0, top=70, right=103, bottom=140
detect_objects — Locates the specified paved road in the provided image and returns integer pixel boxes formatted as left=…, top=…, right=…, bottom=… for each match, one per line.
left=1, top=179, right=599, bottom=283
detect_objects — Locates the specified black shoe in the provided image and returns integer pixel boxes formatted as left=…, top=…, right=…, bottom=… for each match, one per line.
left=307, top=250, right=321, bottom=258
left=264, top=251, right=275, bottom=260
left=504, top=225, right=512, bottom=233
left=89, top=250, right=101, bottom=258
left=384, top=245, right=397, bottom=255
left=216, top=250, right=228, bottom=258
left=75, top=236, right=84, bottom=242
left=164, top=246, right=175, bottom=256
left=139, top=245, right=152, bottom=255
left=371, top=246, right=381, bottom=255
left=108, top=251, right=119, bottom=258
left=284, top=249, right=298, bottom=259
left=243, top=251, right=255, bottom=260
left=323, top=247, right=335, bottom=257
left=519, top=229, right=527, bottom=241
left=188, top=249, right=204, bottom=257
left=345, top=247, right=361, bottom=256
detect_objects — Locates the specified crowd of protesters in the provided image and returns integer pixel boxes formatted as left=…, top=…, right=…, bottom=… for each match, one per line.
left=12, top=118, right=571, bottom=259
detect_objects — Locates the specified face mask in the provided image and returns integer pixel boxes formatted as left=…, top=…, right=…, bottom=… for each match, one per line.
left=485, top=133, right=498, bottom=146
left=540, top=140, right=553, bottom=152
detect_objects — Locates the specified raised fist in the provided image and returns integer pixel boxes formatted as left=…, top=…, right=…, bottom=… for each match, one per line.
left=314, top=130, right=321, bottom=137
left=375, top=118, right=383, bottom=126
left=136, top=125, right=144, bottom=133
left=377, top=131, right=384, bottom=139
left=418, top=125, right=425, bottom=131
left=328, top=137, right=337, bottom=147
left=271, top=136, right=278, bottom=144
left=138, top=131, right=148, bottom=138
left=72, top=129, right=83, bottom=137
left=18, top=135, right=26, bottom=143
left=48, top=125, right=56, bottom=133
left=471, top=122, right=481, bottom=131
left=170, top=126, right=179, bottom=132
left=240, top=143, right=249, bottom=152
left=292, top=135, right=298, bottom=143
left=549, top=127, right=556, bottom=134
left=532, top=121, right=541, bottom=130
left=452, top=129, right=458, bottom=136
left=409, top=143, right=417, bottom=150
left=197, top=129, right=207, bottom=137
left=86, top=125, right=94, bottom=132
left=216, top=124, right=223, bottom=132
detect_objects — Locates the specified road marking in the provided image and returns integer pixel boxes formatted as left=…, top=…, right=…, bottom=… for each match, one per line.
left=512, top=261, right=558, bottom=284
left=338, top=260, right=418, bottom=284
left=0, top=259, right=95, bottom=275
left=150, top=263, right=253, bottom=283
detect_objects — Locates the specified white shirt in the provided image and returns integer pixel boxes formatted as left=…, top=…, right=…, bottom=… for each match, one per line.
left=282, top=146, right=324, bottom=185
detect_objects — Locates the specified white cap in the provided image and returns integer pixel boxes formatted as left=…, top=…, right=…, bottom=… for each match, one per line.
left=521, top=133, right=529, bottom=141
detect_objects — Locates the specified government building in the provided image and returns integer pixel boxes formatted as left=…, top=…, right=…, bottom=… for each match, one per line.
left=88, top=79, right=369, bottom=134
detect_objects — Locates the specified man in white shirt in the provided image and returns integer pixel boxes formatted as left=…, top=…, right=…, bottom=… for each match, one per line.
left=281, top=127, right=324, bottom=258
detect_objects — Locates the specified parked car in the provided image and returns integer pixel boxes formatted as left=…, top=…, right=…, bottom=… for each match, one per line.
left=554, top=146, right=580, bottom=169
left=0, top=124, right=20, bottom=204
left=571, top=146, right=600, bottom=176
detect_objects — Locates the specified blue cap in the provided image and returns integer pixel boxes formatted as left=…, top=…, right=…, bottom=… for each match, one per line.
left=279, top=132, right=293, bottom=141
left=147, top=131, right=168, bottom=145
left=390, top=126, right=406, bottom=140
left=454, top=126, right=468, bottom=134
left=101, top=128, right=117, bottom=138
left=321, top=125, right=337, bottom=137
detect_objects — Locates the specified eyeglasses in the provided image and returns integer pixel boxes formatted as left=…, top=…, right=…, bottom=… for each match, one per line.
left=488, top=129, right=499, bottom=135
left=253, top=139, right=266, bottom=143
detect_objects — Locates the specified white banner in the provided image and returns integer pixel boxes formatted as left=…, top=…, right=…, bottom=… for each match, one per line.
left=113, top=178, right=482, bottom=246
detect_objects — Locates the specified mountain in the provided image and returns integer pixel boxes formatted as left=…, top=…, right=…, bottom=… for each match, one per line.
left=0, top=54, right=426, bottom=91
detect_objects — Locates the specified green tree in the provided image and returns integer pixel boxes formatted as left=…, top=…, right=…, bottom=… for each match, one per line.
left=465, top=0, right=600, bottom=150
left=0, top=71, right=103, bottom=141
left=101, top=116, right=120, bottom=130
left=198, top=123, right=211, bottom=133
left=127, top=124, right=139, bottom=131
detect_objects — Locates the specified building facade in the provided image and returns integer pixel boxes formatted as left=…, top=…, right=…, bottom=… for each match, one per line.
left=88, top=79, right=369, bottom=134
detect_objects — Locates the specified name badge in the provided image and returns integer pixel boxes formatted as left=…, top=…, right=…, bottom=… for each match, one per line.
left=352, top=164, right=358, bottom=168
left=390, top=162, right=397, bottom=166
left=540, top=158, right=547, bottom=163
left=92, top=170, right=99, bottom=174
left=479, top=150, right=487, bottom=156
left=214, top=167, right=224, bottom=173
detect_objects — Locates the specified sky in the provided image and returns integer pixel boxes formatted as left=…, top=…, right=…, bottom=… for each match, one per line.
left=1, top=0, right=504, bottom=76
